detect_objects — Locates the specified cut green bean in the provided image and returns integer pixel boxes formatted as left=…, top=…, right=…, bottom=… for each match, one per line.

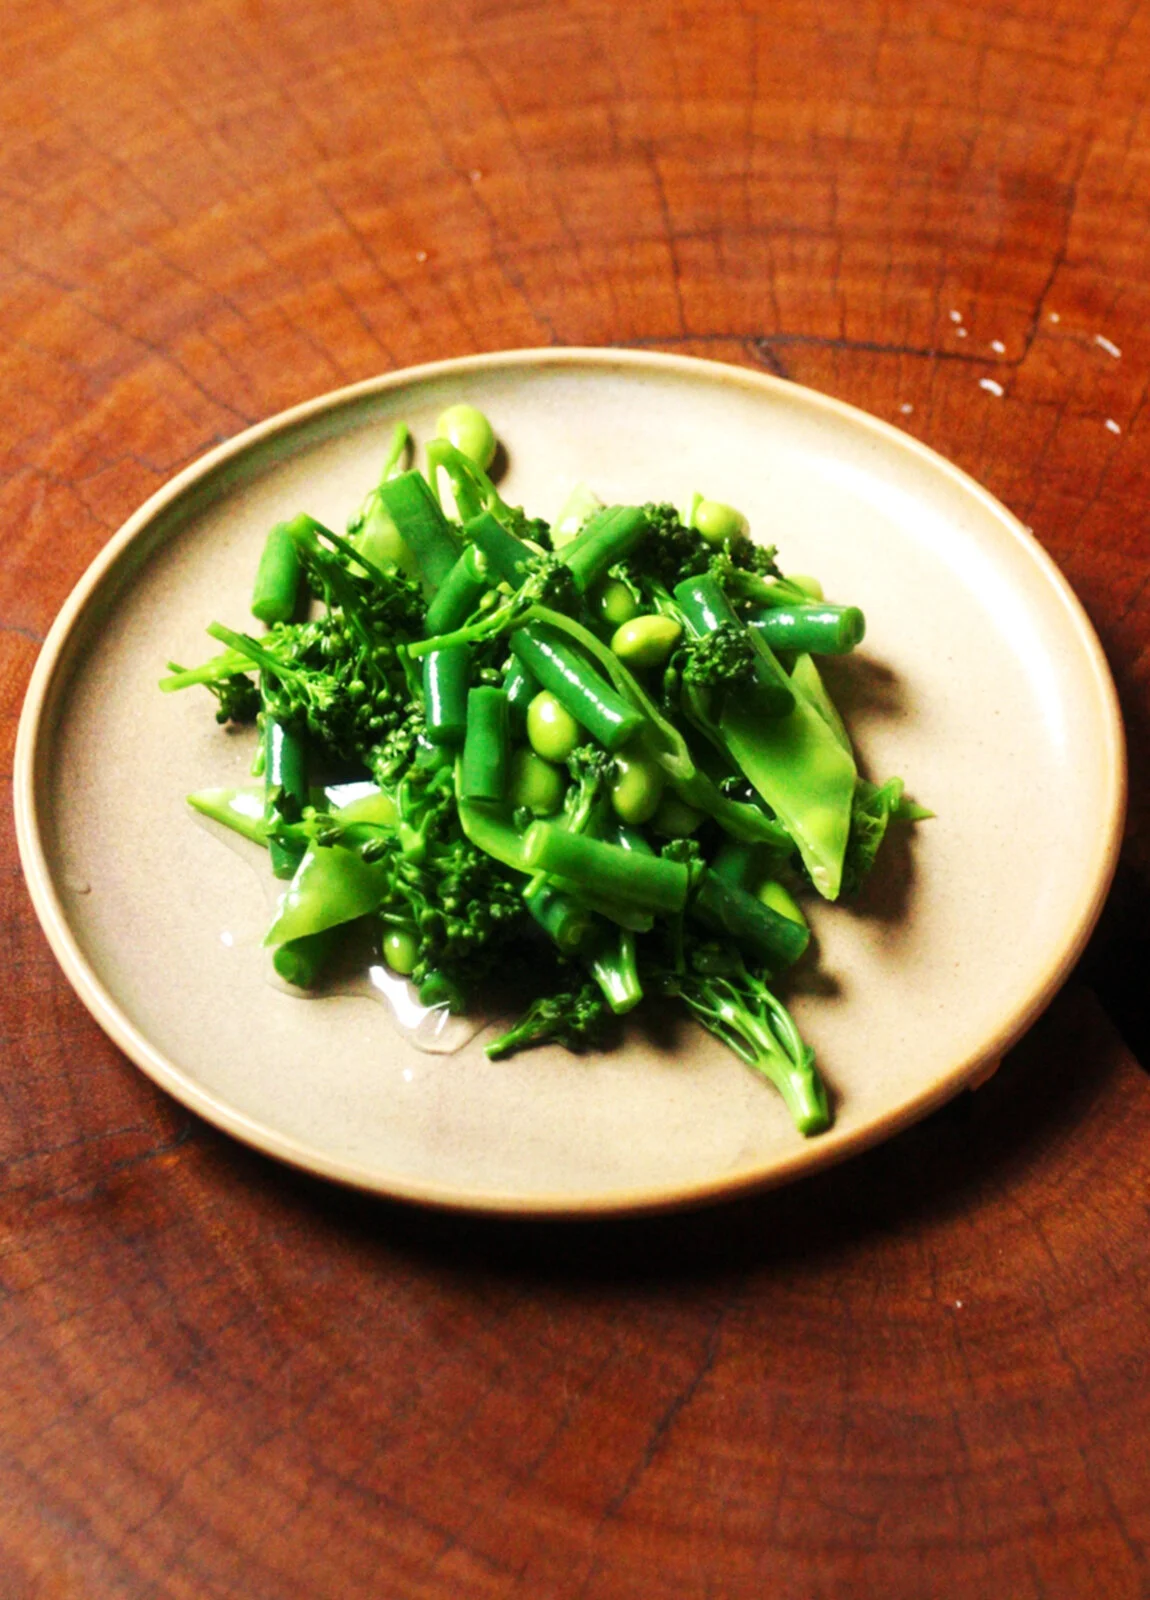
left=466, top=510, right=534, bottom=585
left=524, top=881, right=593, bottom=954
left=502, top=656, right=539, bottom=734
left=423, top=645, right=471, bottom=746
left=424, top=543, right=490, bottom=637
left=509, top=624, right=645, bottom=752
left=251, top=520, right=303, bottom=625
left=748, top=604, right=866, bottom=655
left=691, top=869, right=810, bottom=968
left=523, top=823, right=689, bottom=913
left=265, top=717, right=308, bottom=879
left=561, top=505, right=648, bottom=593
left=375, top=470, right=461, bottom=593
left=460, top=687, right=509, bottom=802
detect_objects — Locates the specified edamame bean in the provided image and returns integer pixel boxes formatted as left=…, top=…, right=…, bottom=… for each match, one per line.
left=693, top=498, right=750, bottom=547
left=591, top=578, right=639, bottom=628
left=435, top=403, right=497, bottom=470
left=651, top=794, right=705, bottom=837
left=509, top=748, right=566, bottom=816
left=610, top=613, right=682, bottom=670
left=610, top=750, right=665, bottom=825
left=757, top=879, right=807, bottom=927
left=526, top=690, right=581, bottom=763
left=383, top=927, right=419, bottom=976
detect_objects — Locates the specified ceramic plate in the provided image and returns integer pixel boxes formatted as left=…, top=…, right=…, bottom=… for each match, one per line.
left=14, top=349, right=1126, bottom=1215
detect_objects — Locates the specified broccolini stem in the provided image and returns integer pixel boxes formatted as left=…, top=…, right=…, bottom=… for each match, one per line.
left=587, top=928, right=643, bottom=1014
left=265, top=717, right=308, bottom=880
left=160, top=649, right=253, bottom=692
left=379, top=421, right=410, bottom=481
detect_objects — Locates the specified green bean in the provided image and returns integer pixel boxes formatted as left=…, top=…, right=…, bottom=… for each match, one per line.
left=460, top=687, right=509, bottom=802
left=466, top=509, right=534, bottom=585
left=524, top=881, right=593, bottom=954
left=692, top=498, right=750, bottom=546
left=522, top=823, right=689, bottom=912
left=691, top=869, right=809, bottom=968
left=251, top=520, right=303, bottom=625
left=382, top=926, right=419, bottom=975
left=561, top=505, right=648, bottom=593
left=273, top=926, right=344, bottom=988
left=591, top=578, right=639, bottom=628
left=436, top=403, right=497, bottom=470
left=503, top=656, right=539, bottom=734
left=747, top=604, right=865, bottom=655
left=610, top=614, right=682, bottom=670
left=265, top=717, right=308, bottom=879
left=609, top=749, right=664, bottom=825
left=424, top=543, right=490, bottom=637
left=375, top=470, right=461, bottom=594
left=422, top=645, right=471, bottom=746
left=508, top=748, right=565, bottom=815
left=526, top=690, right=581, bottom=763
left=509, top=624, right=645, bottom=752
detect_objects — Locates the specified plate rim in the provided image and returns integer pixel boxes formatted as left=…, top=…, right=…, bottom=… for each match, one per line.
left=13, top=345, right=1128, bottom=1217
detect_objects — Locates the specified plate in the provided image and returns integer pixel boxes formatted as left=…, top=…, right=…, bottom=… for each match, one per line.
left=14, top=349, right=1126, bottom=1215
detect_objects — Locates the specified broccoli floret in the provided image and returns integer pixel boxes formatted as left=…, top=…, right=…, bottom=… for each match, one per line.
left=485, top=981, right=608, bottom=1060
left=654, top=938, right=829, bottom=1135
left=563, top=743, right=616, bottom=835
left=501, top=505, right=554, bottom=550
left=680, top=622, right=757, bottom=691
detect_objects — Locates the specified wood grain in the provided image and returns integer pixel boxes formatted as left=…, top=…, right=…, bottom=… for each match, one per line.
left=2, top=0, right=1149, bottom=1595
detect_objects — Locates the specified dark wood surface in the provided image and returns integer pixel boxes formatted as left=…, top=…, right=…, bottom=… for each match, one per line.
left=3, top=2, right=1149, bottom=1595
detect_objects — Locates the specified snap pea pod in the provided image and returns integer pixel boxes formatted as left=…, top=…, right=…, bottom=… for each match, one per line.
left=790, top=653, right=850, bottom=752
left=263, top=845, right=390, bottom=946
left=422, top=646, right=471, bottom=747
left=187, top=786, right=268, bottom=845
left=460, top=688, right=509, bottom=802
left=424, top=544, right=489, bottom=637
left=273, top=926, right=345, bottom=988
left=265, top=717, right=308, bottom=880
left=747, top=604, right=865, bottom=656
left=509, top=624, right=645, bottom=752
left=375, top=470, right=461, bottom=593
left=251, top=519, right=303, bottom=625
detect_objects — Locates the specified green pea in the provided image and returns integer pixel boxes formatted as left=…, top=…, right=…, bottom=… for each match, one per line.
left=693, top=498, right=750, bottom=547
left=435, top=403, right=497, bottom=470
left=757, top=879, right=807, bottom=927
left=383, top=927, right=418, bottom=976
left=609, top=751, right=665, bottom=825
left=651, top=794, right=705, bottom=838
left=508, top=748, right=566, bottom=816
left=526, top=691, right=581, bottom=763
left=787, top=573, right=824, bottom=600
left=610, top=614, right=682, bottom=670
left=591, top=578, right=639, bottom=628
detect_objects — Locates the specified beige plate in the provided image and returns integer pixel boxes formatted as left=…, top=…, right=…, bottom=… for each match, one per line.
left=14, top=349, right=1126, bottom=1216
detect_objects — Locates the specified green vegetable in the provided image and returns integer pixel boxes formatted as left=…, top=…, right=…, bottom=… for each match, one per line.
left=251, top=520, right=303, bottom=625
left=436, top=402, right=497, bottom=470
left=526, top=690, right=581, bottom=763
left=166, top=408, right=930, bottom=1138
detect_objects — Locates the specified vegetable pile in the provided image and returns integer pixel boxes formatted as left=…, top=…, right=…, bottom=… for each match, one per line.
left=161, top=403, right=927, bottom=1137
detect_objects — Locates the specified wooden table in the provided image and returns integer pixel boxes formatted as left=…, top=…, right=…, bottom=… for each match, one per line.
left=3, top=2, right=1149, bottom=1595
